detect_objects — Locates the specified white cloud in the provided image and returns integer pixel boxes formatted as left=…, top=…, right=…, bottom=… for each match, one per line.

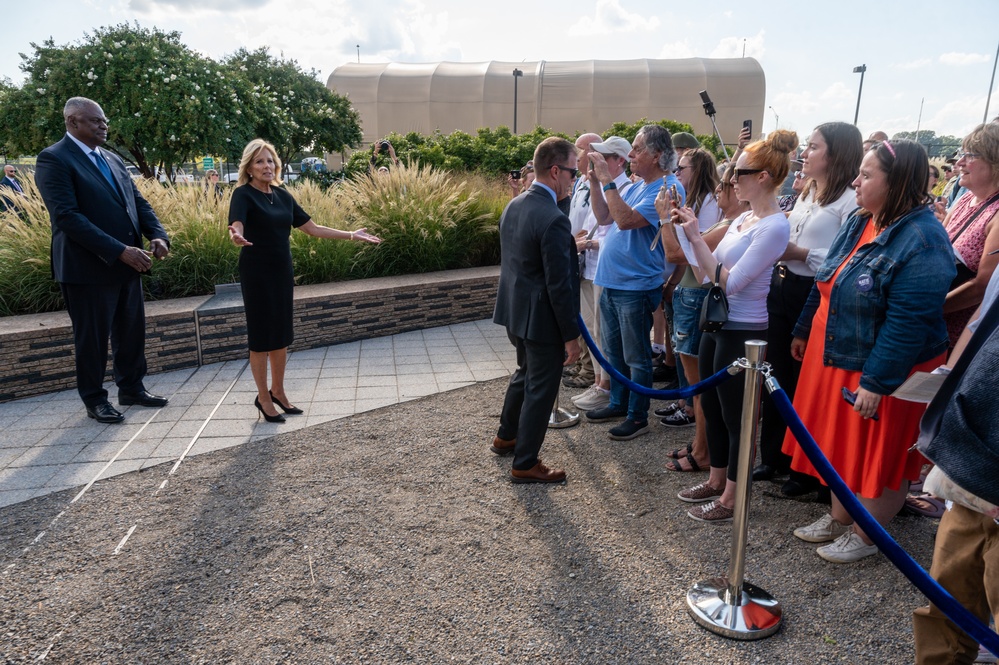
left=658, top=40, right=695, bottom=59
left=710, top=30, right=764, bottom=59
left=893, top=58, right=932, bottom=70
left=568, top=0, right=660, bottom=37
left=940, top=52, right=991, bottom=66
left=819, top=81, right=854, bottom=103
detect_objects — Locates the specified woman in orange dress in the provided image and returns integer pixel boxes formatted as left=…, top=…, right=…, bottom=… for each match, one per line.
left=782, top=139, right=956, bottom=563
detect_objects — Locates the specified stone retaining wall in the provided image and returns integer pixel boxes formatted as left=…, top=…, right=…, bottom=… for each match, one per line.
left=0, top=267, right=499, bottom=402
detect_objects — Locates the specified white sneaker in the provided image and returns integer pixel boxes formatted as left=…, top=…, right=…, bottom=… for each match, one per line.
left=570, top=385, right=597, bottom=405
left=573, top=386, right=611, bottom=411
left=794, top=513, right=852, bottom=543
left=816, top=531, right=878, bottom=563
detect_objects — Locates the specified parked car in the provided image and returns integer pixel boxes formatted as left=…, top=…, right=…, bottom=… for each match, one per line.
left=300, top=157, right=327, bottom=173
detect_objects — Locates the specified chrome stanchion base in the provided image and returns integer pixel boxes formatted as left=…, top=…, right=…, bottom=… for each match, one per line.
left=548, top=407, right=580, bottom=429
left=687, top=577, right=782, bottom=640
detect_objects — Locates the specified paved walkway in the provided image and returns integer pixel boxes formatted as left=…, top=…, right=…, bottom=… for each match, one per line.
left=0, top=319, right=516, bottom=509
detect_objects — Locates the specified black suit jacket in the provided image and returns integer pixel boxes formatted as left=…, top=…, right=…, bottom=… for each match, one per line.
left=35, top=135, right=168, bottom=284
left=493, top=186, right=580, bottom=344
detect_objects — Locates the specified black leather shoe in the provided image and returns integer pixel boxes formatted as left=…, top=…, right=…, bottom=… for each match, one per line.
left=752, top=464, right=789, bottom=482
left=118, top=390, right=168, bottom=408
left=86, top=402, right=125, bottom=424
left=781, top=476, right=819, bottom=498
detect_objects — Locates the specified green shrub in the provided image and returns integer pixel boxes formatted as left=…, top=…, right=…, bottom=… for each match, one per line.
left=0, top=167, right=506, bottom=316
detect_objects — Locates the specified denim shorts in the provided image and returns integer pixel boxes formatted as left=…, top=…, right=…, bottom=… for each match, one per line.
left=671, top=285, right=709, bottom=356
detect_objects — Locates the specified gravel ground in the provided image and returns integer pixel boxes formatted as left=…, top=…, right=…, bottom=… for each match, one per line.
left=0, top=378, right=938, bottom=664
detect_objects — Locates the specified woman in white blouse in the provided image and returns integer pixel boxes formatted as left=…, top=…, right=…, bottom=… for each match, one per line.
left=754, top=122, right=865, bottom=496
left=669, top=130, right=798, bottom=523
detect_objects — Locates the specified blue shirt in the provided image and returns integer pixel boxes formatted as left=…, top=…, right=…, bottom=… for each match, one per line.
left=594, top=175, right=684, bottom=291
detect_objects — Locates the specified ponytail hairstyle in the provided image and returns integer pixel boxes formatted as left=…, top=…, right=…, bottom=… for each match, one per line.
left=683, top=148, right=720, bottom=216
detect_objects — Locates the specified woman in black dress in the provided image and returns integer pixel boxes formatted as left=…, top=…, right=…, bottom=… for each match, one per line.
left=229, top=139, right=381, bottom=422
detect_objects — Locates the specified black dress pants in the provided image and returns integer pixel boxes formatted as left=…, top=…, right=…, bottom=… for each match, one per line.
left=498, top=332, right=564, bottom=471
left=759, top=267, right=815, bottom=471
left=61, top=279, right=148, bottom=407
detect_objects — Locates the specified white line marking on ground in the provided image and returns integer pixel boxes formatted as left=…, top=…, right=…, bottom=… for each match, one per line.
left=113, top=524, right=138, bottom=556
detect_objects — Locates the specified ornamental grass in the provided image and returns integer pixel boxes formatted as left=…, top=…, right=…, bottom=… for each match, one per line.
left=0, top=164, right=506, bottom=317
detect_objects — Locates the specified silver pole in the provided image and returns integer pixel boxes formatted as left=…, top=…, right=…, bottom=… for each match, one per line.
left=687, top=340, right=782, bottom=640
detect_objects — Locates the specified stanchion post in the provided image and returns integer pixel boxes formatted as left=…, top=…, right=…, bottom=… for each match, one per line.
left=687, top=340, right=782, bottom=640
left=547, top=390, right=580, bottom=429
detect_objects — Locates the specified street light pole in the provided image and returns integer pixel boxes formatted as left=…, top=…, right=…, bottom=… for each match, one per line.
left=853, top=64, right=867, bottom=126
left=768, top=106, right=779, bottom=131
left=512, top=69, right=523, bottom=134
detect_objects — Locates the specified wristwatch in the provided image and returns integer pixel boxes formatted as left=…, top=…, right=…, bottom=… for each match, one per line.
left=585, top=240, right=592, bottom=250
left=602, top=182, right=617, bottom=192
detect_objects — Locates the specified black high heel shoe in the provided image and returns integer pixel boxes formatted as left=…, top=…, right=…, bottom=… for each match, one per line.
left=254, top=396, right=286, bottom=423
left=269, top=391, right=303, bottom=415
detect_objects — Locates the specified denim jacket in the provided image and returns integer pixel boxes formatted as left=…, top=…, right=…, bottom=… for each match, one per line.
left=793, top=206, right=956, bottom=394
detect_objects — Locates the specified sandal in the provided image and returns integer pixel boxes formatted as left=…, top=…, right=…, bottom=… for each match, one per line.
left=665, top=453, right=703, bottom=473
left=666, top=443, right=693, bottom=460
left=903, top=494, right=946, bottom=518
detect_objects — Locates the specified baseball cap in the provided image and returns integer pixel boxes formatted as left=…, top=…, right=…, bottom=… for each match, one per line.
left=590, top=136, right=633, bottom=162
left=671, top=132, right=700, bottom=150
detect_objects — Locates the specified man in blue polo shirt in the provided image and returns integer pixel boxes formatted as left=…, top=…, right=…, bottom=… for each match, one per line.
left=584, top=125, right=684, bottom=440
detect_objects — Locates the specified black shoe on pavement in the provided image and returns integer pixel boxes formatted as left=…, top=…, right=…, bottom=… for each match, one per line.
left=118, top=390, right=169, bottom=408
left=608, top=420, right=649, bottom=441
left=86, top=402, right=125, bottom=424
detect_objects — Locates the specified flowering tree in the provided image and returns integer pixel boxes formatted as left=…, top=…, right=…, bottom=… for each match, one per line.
left=222, top=48, right=362, bottom=168
left=0, top=24, right=264, bottom=179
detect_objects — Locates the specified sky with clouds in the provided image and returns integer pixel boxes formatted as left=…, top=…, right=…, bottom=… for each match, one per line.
left=2, top=0, right=997, bottom=144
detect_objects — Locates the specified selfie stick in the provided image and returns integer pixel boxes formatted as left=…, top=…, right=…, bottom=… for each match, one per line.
left=700, top=90, right=730, bottom=161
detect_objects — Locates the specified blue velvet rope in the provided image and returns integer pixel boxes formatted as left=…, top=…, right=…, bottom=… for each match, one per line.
left=770, top=384, right=999, bottom=657
left=576, top=314, right=735, bottom=400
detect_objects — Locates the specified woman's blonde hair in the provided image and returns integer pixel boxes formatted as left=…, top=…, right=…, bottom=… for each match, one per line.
left=237, top=139, right=283, bottom=187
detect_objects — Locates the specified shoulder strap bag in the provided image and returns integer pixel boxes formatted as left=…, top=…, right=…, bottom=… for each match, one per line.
left=699, top=263, right=729, bottom=333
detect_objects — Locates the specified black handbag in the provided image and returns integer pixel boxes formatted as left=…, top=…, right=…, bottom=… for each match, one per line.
left=699, top=263, right=728, bottom=333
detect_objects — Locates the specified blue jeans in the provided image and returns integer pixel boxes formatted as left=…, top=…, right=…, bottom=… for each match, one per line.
left=599, top=286, right=661, bottom=422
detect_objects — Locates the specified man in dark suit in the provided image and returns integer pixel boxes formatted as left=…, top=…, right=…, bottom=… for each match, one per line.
left=491, top=137, right=581, bottom=483
left=35, top=97, right=171, bottom=424
left=1, top=164, right=24, bottom=212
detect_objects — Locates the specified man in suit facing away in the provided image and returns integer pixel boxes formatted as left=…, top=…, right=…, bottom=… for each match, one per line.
left=35, top=97, right=171, bottom=424
left=491, top=137, right=581, bottom=483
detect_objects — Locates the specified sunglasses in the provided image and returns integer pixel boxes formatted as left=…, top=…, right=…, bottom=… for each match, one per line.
left=555, top=165, right=579, bottom=178
left=733, top=168, right=765, bottom=178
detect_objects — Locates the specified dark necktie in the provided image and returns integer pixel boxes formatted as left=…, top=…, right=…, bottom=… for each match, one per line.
left=90, top=150, right=118, bottom=193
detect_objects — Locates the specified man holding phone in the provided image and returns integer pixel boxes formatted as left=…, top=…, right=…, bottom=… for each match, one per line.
left=583, top=125, right=680, bottom=441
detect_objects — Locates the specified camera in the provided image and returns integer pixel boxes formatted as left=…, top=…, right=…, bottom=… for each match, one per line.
left=510, top=170, right=521, bottom=180
left=379, top=141, right=391, bottom=155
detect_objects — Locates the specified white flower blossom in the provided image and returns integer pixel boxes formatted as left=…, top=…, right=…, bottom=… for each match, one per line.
left=36, top=87, right=46, bottom=94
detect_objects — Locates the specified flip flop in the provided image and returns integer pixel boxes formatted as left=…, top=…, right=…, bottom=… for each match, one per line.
left=665, top=453, right=703, bottom=473
left=666, top=443, right=693, bottom=460
left=903, top=494, right=946, bottom=518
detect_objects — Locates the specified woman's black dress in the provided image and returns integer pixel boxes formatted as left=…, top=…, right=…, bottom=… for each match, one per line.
left=228, top=184, right=310, bottom=352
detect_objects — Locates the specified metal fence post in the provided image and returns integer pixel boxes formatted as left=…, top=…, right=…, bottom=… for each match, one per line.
left=686, top=340, right=782, bottom=639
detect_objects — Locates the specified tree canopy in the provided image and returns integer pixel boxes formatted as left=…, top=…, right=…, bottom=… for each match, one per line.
left=0, top=24, right=361, bottom=179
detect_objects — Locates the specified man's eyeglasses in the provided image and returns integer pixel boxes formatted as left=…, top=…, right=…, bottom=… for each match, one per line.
left=555, top=165, right=579, bottom=178
left=733, top=168, right=765, bottom=178
left=956, top=151, right=980, bottom=162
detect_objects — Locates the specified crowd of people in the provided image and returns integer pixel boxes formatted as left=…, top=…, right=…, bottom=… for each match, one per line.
left=490, top=120, right=999, bottom=663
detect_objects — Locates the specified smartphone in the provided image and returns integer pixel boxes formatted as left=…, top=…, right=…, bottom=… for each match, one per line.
left=510, top=170, right=521, bottom=180
left=841, top=387, right=879, bottom=421
left=742, top=119, right=752, bottom=136
left=668, top=184, right=679, bottom=206
left=699, top=90, right=712, bottom=105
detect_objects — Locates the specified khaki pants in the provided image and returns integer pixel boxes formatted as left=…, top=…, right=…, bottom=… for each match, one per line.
left=913, top=503, right=999, bottom=664
left=579, top=278, right=602, bottom=382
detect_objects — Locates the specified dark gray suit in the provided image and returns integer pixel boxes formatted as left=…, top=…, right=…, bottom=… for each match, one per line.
left=493, top=185, right=580, bottom=470
left=35, top=135, right=169, bottom=406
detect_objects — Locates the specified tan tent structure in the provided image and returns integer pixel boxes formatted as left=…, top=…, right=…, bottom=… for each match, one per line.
left=328, top=57, right=766, bottom=152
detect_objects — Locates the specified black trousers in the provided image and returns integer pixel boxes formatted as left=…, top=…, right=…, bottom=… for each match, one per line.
left=698, top=328, right=766, bottom=482
left=61, top=279, right=148, bottom=407
left=759, top=267, right=815, bottom=470
left=498, top=332, right=564, bottom=471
